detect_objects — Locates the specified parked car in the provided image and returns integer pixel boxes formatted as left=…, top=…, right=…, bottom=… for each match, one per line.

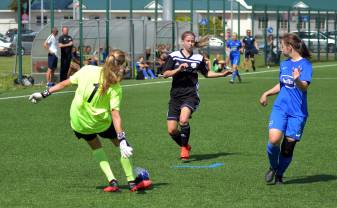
left=0, top=46, right=14, bottom=56
left=12, top=33, right=36, bottom=55
left=291, top=31, right=336, bottom=52
left=6, top=28, right=38, bottom=42
left=209, top=36, right=224, bottom=48
left=0, top=37, right=14, bottom=56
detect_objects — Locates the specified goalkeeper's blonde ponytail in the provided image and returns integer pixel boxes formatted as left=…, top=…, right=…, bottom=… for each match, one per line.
left=100, top=49, right=126, bottom=94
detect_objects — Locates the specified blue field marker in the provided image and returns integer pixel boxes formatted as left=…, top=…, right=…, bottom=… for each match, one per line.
left=174, top=162, right=224, bottom=169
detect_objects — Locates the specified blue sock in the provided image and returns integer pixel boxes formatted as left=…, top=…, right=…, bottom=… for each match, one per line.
left=267, top=142, right=280, bottom=171
left=277, top=154, right=293, bottom=176
left=142, top=70, right=149, bottom=79
left=147, top=68, right=156, bottom=79
left=231, top=70, right=237, bottom=80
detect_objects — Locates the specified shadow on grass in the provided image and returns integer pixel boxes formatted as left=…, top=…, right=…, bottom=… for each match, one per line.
left=96, top=182, right=169, bottom=193
left=186, top=152, right=238, bottom=162
left=285, top=174, right=337, bottom=184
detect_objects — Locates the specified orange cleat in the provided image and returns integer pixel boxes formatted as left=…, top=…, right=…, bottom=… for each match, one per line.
left=180, top=144, right=192, bottom=160
left=129, top=180, right=152, bottom=192
left=103, top=180, right=120, bottom=192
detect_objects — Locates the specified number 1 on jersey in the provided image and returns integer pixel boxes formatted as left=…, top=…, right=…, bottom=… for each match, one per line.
left=87, top=83, right=99, bottom=103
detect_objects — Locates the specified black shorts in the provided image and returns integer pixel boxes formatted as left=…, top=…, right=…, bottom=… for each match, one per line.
left=48, top=53, right=58, bottom=70
left=167, top=96, right=200, bottom=121
left=73, top=123, right=117, bottom=141
left=244, top=50, right=255, bottom=59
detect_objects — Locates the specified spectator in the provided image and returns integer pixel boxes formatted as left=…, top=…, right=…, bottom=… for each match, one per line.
left=43, top=27, right=58, bottom=88
left=266, top=34, right=277, bottom=69
left=212, top=54, right=226, bottom=72
left=67, top=46, right=80, bottom=78
left=58, top=26, right=73, bottom=82
left=136, top=56, right=156, bottom=80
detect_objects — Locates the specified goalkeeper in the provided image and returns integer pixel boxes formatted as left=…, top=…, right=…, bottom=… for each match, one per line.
left=29, top=49, right=151, bottom=192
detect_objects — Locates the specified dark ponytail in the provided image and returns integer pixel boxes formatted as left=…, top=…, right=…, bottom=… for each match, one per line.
left=282, top=33, right=311, bottom=59
left=181, top=31, right=209, bottom=48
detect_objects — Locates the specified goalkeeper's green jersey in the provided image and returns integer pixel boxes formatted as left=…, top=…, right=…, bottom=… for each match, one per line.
left=69, top=65, right=122, bottom=134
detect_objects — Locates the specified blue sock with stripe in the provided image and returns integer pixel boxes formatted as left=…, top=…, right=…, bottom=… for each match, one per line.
left=267, top=142, right=280, bottom=171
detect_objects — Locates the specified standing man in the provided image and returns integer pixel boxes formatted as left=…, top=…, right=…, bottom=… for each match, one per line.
left=44, top=27, right=58, bottom=88
left=58, top=26, right=73, bottom=81
left=242, top=29, right=258, bottom=72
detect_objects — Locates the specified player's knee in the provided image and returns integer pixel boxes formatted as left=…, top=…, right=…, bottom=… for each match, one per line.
left=167, top=127, right=178, bottom=136
left=281, top=139, right=296, bottom=157
left=179, top=120, right=189, bottom=126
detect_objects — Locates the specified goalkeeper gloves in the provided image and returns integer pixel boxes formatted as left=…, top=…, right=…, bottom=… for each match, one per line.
left=117, top=132, right=133, bottom=158
left=29, top=89, right=51, bottom=103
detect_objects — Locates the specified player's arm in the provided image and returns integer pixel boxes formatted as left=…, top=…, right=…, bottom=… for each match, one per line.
left=199, top=60, right=232, bottom=78
left=293, top=67, right=309, bottom=91
left=28, top=79, right=72, bottom=103
left=206, top=70, right=232, bottom=78
left=111, top=109, right=133, bottom=158
left=163, top=63, right=187, bottom=78
left=259, top=83, right=280, bottom=106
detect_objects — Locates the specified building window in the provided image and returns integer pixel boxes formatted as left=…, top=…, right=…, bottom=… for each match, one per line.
left=299, top=19, right=306, bottom=29
left=36, top=16, right=47, bottom=24
left=280, top=20, right=288, bottom=29
left=64, top=16, right=73, bottom=20
left=258, top=17, right=267, bottom=29
left=116, top=16, right=127, bottom=20
left=315, top=18, right=325, bottom=30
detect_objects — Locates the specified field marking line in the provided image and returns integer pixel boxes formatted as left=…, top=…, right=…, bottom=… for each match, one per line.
left=1, top=63, right=337, bottom=101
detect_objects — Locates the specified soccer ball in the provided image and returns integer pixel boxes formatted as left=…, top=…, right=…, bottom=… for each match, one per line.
left=134, top=167, right=150, bottom=181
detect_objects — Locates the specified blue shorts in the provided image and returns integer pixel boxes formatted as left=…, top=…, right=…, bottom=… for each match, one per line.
left=269, top=108, right=307, bottom=141
left=230, top=53, right=240, bottom=66
left=48, top=53, right=58, bottom=70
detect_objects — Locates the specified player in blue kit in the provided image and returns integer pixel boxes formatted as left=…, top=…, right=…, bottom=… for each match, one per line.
left=259, top=33, right=312, bottom=184
left=226, top=33, right=243, bottom=83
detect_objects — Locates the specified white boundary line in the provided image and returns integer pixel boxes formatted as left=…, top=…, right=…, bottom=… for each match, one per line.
left=0, top=63, right=336, bottom=101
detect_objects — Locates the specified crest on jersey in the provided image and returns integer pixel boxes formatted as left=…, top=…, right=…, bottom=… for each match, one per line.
left=191, top=62, right=197, bottom=68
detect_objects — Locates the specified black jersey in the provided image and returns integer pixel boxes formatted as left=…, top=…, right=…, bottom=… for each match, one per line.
left=242, top=36, right=256, bottom=50
left=163, top=49, right=208, bottom=98
left=58, top=34, right=73, bottom=57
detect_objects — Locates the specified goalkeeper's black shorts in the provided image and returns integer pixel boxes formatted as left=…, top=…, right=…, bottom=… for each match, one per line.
left=73, top=123, right=117, bottom=141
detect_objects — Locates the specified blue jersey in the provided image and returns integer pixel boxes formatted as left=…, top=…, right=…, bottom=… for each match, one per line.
left=226, top=40, right=242, bottom=56
left=242, top=36, right=256, bottom=50
left=273, top=58, right=312, bottom=117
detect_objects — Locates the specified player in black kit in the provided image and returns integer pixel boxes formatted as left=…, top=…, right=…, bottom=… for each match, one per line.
left=162, top=31, right=232, bottom=160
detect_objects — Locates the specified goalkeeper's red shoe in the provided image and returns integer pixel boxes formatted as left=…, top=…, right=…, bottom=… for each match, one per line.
left=103, top=179, right=120, bottom=192
left=180, top=144, right=191, bottom=160
left=129, top=179, right=152, bottom=192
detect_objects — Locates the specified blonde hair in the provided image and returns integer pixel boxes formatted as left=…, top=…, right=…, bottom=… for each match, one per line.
left=100, top=49, right=126, bottom=94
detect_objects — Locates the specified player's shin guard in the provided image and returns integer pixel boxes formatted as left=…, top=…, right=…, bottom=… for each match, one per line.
left=231, top=70, right=237, bottom=81
left=120, top=156, right=136, bottom=182
left=266, top=142, right=280, bottom=171
left=92, top=148, right=116, bottom=182
left=170, top=131, right=182, bottom=146
left=251, top=60, right=256, bottom=71
left=180, top=123, right=190, bottom=147
left=277, top=139, right=296, bottom=176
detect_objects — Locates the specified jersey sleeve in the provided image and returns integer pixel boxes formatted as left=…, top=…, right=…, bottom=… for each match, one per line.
left=109, top=86, right=122, bottom=111
left=46, top=35, right=52, bottom=44
left=162, top=55, right=175, bottom=72
left=198, top=59, right=208, bottom=76
left=69, top=66, right=87, bottom=84
left=58, top=36, right=63, bottom=44
left=300, top=61, right=313, bottom=84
